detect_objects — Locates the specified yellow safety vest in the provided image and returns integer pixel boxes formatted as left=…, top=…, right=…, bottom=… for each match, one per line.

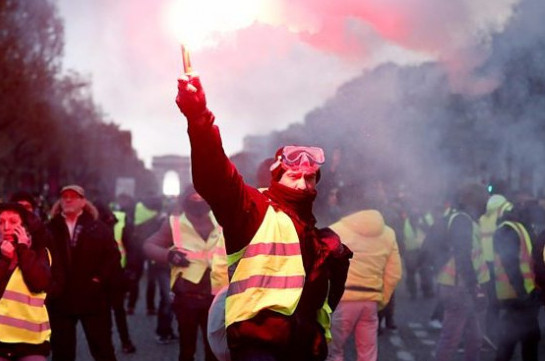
left=169, top=213, right=228, bottom=295
left=0, top=252, right=51, bottom=344
left=224, top=206, right=334, bottom=341
left=225, top=206, right=304, bottom=328
left=479, top=201, right=513, bottom=263
left=134, top=202, right=158, bottom=226
left=113, top=210, right=127, bottom=268
left=403, top=218, right=425, bottom=251
left=494, top=221, right=535, bottom=300
left=437, top=212, right=490, bottom=286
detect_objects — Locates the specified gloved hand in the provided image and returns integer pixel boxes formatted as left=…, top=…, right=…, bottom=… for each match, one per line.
left=175, top=74, right=207, bottom=119
left=168, top=249, right=190, bottom=267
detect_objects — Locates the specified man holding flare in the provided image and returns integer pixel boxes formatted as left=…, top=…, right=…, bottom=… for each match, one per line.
left=175, top=54, right=352, bottom=361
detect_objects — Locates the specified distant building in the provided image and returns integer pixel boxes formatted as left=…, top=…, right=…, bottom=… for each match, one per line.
left=151, top=155, right=191, bottom=196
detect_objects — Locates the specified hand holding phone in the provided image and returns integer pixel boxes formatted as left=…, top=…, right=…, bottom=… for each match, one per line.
left=14, top=225, right=31, bottom=247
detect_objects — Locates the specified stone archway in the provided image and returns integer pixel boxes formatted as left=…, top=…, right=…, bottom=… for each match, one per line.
left=151, top=155, right=191, bottom=196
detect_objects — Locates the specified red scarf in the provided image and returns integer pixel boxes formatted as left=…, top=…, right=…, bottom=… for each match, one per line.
left=264, top=181, right=317, bottom=226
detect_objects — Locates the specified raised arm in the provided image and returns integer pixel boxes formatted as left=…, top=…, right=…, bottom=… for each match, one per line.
left=175, top=75, right=268, bottom=253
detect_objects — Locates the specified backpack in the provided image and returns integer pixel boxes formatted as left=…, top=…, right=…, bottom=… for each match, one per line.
left=420, top=211, right=454, bottom=274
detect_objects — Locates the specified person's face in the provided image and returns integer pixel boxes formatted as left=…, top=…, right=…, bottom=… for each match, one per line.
left=0, top=210, right=23, bottom=242
left=60, top=190, right=86, bottom=216
left=279, top=169, right=317, bottom=191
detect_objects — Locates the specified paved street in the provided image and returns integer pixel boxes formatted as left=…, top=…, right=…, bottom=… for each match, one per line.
left=71, top=276, right=545, bottom=361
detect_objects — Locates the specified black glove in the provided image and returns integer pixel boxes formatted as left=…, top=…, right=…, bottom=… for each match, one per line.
left=168, top=249, right=190, bottom=267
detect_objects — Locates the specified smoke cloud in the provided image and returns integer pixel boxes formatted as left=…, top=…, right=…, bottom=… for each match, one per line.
left=250, top=0, right=545, bottom=201
left=58, top=0, right=532, bottom=171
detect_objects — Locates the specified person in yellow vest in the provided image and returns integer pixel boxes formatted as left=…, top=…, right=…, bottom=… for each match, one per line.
left=400, top=201, right=434, bottom=300
left=493, top=206, right=541, bottom=361
left=326, top=209, right=402, bottom=361
left=478, top=194, right=512, bottom=346
left=125, top=197, right=164, bottom=315
left=144, top=185, right=229, bottom=361
left=95, top=202, right=136, bottom=354
left=433, top=183, right=490, bottom=361
left=0, top=202, right=51, bottom=360
left=480, top=195, right=514, bottom=271
left=176, top=74, right=352, bottom=361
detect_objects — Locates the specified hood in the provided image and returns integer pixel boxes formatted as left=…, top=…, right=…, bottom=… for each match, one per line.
left=485, top=194, right=513, bottom=215
left=330, top=209, right=385, bottom=238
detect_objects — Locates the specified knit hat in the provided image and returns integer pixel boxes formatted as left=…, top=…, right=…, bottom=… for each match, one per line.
left=456, top=183, right=488, bottom=211
left=9, top=191, right=37, bottom=211
left=270, top=147, right=286, bottom=182
left=0, top=202, right=30, bottom=228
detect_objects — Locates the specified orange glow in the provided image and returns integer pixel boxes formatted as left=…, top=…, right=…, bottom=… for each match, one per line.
left=163, top=0, right=273, bottom=50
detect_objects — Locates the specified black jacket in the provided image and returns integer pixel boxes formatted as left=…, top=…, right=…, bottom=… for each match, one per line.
left=46, top=210, right=122, bottom=314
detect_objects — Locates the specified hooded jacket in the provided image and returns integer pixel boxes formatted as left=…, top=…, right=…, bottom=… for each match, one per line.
left=330, top=210, right=401, bottom=308
left=479, top=195, right=513, bottom=263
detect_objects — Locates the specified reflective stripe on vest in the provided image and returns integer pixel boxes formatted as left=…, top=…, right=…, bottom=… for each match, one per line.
left=0, top=251, right=51, bottom=344
left=494, top=221, right=535, bottom=300
left=112, top=211, right=127, bottom=268
left=225, top=206, right=305, bottom=328
left=437, top=212, right=490, bottom=286
left=169, top=213, right=228, bottom=294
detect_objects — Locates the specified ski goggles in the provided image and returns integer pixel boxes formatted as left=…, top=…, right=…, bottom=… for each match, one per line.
left=270, top=146, right=325, bottom=172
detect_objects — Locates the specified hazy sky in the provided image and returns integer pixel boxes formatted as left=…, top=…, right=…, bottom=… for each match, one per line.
left=56, top=0, right=518, bottom=167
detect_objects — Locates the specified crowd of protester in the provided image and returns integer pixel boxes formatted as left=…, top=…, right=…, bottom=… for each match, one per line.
left=1, top=173, right=545, bottom=361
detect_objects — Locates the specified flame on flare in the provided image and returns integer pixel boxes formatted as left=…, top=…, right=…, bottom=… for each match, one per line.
left=163, top=0, right=272, bottom=50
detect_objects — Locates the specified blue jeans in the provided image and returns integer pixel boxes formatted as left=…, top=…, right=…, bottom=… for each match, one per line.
left=434, top=285, right=482, bottom=361
left=154, top=265, right=174, bottom=337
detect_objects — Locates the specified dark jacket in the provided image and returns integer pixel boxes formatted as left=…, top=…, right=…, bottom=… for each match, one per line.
left=187, top=111, right=351, bottom=360
left=494, top=221, right=541, bottom=307
left=535, top=230, right=545, bottom=304
left=46, top=205, right=122, bottom=315
left=449, top=213, right=479, bottom=291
